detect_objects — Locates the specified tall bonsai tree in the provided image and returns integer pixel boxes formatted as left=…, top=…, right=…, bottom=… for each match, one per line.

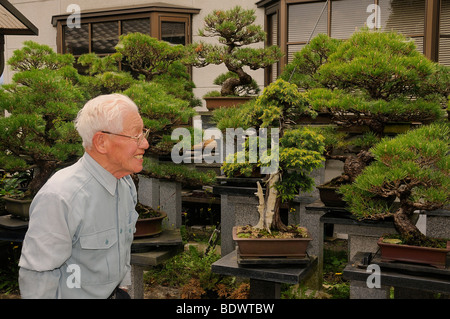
left=216, top=79, right=325, bottom=231
left=283, top=30, right=448, bottom=183
left=339, top=123, right=450, bottom=245
left=190, top=6, right=282, bottom=96
left=0, top=42, right=85, bottom=198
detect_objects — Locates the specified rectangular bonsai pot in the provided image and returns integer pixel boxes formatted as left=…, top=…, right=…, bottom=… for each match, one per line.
left=378, top=237, right=450, bottom=269
left=232, top=226, right=312, bottom=258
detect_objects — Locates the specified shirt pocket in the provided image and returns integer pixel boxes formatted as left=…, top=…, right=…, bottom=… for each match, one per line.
left=126, top=210, right=139, bottom=243
left=78, top=228, right=118, bottom=285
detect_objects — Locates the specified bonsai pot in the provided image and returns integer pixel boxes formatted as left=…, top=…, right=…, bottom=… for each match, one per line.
left=134, top=211, right=167, bottom=238
left=378, top=237, right=450, bottom=269
left=232, top=226, right=312, bottom=258
left=3, top=196, right=32, bottom=220
left=317, top=181, right=346, bottom=207
left=204, top=96, right=253, bottom=110
left=318, top=178, right=396, bottom=208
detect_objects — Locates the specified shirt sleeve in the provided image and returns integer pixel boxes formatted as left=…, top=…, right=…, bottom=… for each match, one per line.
left=18, top=191, right=76, bottom=299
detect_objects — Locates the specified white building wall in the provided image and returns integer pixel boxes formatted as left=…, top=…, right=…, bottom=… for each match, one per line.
left=4, top=0, right=266, bottom=111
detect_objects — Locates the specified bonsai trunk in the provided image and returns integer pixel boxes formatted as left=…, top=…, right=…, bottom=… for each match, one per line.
left=393, top=207, right=425, bottom=242
left=329, top=150, right=375, bottom=183
left=221, top=65, right=252, bottom=96
left=254, top=172, right=287, bottom=232
left=26, top=161, right=58, bottom=198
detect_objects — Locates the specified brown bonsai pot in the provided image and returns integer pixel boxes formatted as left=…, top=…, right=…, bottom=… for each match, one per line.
left=378, top=237, right=450, bottom=269
left=232, top=226, right=312, bottom=258
left=204, top=96, right=253, bottom=110
left=3, top=196, right=32, bottom=220
left=134, top=210, right=167, bottom=238
left=317, top=180, right=346, bottom=207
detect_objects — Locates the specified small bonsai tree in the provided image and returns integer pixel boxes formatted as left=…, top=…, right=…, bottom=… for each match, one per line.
left=0, top=41, right=85, bottom=198
left=283, top=30, right=449, bottom=184
left=339, top=123, right=450, bottom=246
left=190, top=6, right=282, bottom=96
left=217, top=79, right=325, bottom=232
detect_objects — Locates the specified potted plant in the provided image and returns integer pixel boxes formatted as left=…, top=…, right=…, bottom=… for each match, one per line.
left=189, top=6, right=282, bottom=110
left=282, top=30, right=449, bottom=207
left=215, top=79, right=325, bottom=258
left=339, top=123, right=450, bottom=268
left=0, top=41, right=85, bottom=218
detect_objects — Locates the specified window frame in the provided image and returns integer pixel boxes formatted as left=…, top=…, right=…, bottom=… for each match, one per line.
left=52, top=5, right=199, bottom=55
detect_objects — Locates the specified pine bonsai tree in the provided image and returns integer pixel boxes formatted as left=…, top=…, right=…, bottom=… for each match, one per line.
left=78, top=34, right=198, bottom=156
left=190, top=6, right=283, bottom=96
left=283, top=30, right=448, bottom=183
left=339, top=123, right=450, bottom=246
left=0, top=41, right=85, bottom=198
left=217, top=79, right=325, bottom=232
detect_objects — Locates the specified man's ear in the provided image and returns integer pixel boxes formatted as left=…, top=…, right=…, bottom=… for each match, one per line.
left=91, top=132, right=109, bottom=154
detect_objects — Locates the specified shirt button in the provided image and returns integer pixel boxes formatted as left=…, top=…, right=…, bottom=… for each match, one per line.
left=105, top=239, right=109, bottom=245
left=120, top=228, right=123, bottom=234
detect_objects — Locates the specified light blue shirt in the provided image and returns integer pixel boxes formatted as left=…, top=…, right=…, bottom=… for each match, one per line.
left=18, top=153, right=138, bottom=299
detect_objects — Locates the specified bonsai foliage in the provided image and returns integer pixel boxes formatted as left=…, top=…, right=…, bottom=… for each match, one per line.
left=0, top=36, right=199, bottom=199
left=0, top=41, right=85, bottom=197
left=123, top=82, right=196, bottom=155
left=115, top=32, right=187, bottom=82
left=218, top=79, right=325, bottom=231
left=190, top=6, right=282, bottom=96
left=78, top=34, right=197, bottom=155
left=287, top=30, right=448, bottom=136
left=282, top=30, right=448, bottom=184
left=339, top=123, right=450, bottom=245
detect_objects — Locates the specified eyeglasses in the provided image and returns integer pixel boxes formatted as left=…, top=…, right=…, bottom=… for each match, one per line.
left=101, top=128, right=150, bottom=146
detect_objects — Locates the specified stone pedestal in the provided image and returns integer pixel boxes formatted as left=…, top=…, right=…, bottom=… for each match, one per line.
left=425, top=207, right=450, bottom=238
left=219, top=193, right=260, bottom=256
left=137, top=175, right=182, bottom=229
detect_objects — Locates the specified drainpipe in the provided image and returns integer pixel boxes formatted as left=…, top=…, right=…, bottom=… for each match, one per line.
left=0, top=34, right=4, bottom=78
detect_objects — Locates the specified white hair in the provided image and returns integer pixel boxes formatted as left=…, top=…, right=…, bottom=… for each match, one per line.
left=75, top=93, right=139, bottom=149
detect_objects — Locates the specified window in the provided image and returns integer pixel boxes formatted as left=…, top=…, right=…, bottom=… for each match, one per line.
left=52, top=5, right=199, bottom=60
left=378, top=0, right=425, bottom=53
left=288, top=1, right=328, bottom=62
left=258, top=0, right=440, bottom=77
left=440, top=0, right=450, bottom=65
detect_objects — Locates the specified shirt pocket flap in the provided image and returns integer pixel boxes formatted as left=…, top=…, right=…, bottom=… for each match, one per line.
left=80, top=229, right=117, bottom=249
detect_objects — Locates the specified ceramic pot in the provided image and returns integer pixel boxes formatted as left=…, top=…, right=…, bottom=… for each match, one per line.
left=317, top=181, right=346, bottom=207
left=378, top=237, right=450, bottom=269
left=232, top=226, right=312, bottom=258
left=134, top=211, right=167, bottom=238
left=3, top=196, right=32, bottom=219
left=204, top=96, right=252, bottom=110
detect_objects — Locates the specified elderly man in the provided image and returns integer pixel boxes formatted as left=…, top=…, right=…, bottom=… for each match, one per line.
left=18, top=94, right=149, bottom=298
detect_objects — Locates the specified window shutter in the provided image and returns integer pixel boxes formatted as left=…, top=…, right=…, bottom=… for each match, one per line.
left=288, top=2, right=328, bottom=43
left=331, top=0, right=374, bottom=39
left=379, top=0, right=425, bottom=36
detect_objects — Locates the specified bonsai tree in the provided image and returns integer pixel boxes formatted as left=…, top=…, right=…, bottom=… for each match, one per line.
left=217, top=79, right=325, bottom=232
left=0, top=41, right=85, bottom=198
left=339, top=123, right=450, bottom=246
left=77, top=34, right=198, bottom=156
left=283, top=30, right=449, bottom=183
left=190, top=6, right=283, bottom=96
left=79, top=32, right=200, bottom=107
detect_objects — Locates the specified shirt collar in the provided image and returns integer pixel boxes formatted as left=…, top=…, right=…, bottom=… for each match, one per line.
left=82, top=153, right=118, bottom=196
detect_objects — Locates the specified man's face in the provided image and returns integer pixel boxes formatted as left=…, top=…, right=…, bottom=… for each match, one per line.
left=105, top=109, right=149, bottom=179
